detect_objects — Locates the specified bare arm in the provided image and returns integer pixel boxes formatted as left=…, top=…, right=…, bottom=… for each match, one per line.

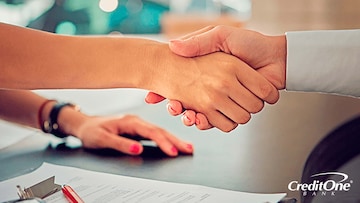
left=0, top=23, right=162, bottom=89
left=0, top=89, right=46, bottom=128
left=0, top=90, right=193, bottom=156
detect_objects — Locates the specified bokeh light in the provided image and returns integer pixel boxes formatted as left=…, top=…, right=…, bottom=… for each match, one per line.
left=99, top=0, right=119, bottom=13
left=55, top=21, right=77, bottom=35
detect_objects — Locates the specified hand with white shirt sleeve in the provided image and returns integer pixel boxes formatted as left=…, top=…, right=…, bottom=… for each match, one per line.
left=146, top=26, right=360, bottom=130
left=145, top=26, right=287, bottom=130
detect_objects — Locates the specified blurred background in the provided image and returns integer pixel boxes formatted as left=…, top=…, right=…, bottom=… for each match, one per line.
left=0, top=0, right=251, bottom=37
left=1, top=0, right=360, bottom=37
left=0, top=0, right=251, bottom=34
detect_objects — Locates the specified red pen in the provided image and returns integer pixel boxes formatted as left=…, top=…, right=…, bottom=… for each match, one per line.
left=62, top=185, right=84, bottom=203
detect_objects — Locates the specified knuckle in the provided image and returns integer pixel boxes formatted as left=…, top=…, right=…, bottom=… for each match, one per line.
left=146, top=127, right=159, bottom=136
left=89, top=131, right=110, bottom=147
left=205, top=25, right=216, bottom=30
left=201, top=93, right=217, bottom=110
left=200, top=101, right=213, bottom=113
left=122, top=114, right=138, bottom=121
left=146, top=127, right=168, bottom=141
left=213, top=25, right=226, bottom=33
left=211, top=79, right=232, bottom=94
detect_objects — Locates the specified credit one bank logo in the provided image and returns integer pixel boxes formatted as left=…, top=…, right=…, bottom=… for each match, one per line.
left=288, top=172, right=353, bottom=197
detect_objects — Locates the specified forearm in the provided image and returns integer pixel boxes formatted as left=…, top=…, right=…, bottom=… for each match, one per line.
left=0, top=89, right=88, bottom=137
left=0, top=23, right=165, bottom=90
left=0, top=90, right=48, bottom=128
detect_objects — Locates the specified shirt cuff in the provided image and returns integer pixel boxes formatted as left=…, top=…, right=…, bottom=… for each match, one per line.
left=285, top=29, right=360, bottom=97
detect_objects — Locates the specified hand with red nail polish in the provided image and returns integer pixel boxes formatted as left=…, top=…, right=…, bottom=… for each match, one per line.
left=74, top=114, right=193, bottom=157
left=0, top=90, right=193, bottom=157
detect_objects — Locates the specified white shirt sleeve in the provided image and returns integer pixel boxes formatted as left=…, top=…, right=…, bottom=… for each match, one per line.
left=285, top=29, right=360, bottom=97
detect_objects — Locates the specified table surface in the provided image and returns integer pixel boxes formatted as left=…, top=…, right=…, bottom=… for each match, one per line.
left=1, top=90, right=359, bottom=201
left=1, top=0, right=360, bottom=202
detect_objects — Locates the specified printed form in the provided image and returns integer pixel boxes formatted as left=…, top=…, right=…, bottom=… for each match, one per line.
left=0, top=163, right=286, bottom=203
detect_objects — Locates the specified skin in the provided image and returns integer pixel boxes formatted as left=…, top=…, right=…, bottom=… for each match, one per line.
left=0, top=23, right=278, bottom=132
left=0, top=90, right=193, bottom=156
left=145, top=25, right=287, bottom=130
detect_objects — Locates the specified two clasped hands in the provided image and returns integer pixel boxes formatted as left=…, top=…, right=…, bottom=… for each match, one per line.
left=146, top=25, right=286, bottom=132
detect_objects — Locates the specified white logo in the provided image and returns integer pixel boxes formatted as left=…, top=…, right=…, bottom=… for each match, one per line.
left=288, top=172, right=353, bottom=197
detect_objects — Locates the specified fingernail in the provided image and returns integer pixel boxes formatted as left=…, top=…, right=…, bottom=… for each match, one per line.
left=186, top=144, right=193, bottom=150
left=144, top=97, right=149, bottom=103
left=184, top=115, right=191, bottom=122
left=171, top=146, right=178, bottom=154
left=167, top=103, right=176, bottom=114
left=130, top=144, right=140, bottom=154
left=195, top=118, right=200, bottom=125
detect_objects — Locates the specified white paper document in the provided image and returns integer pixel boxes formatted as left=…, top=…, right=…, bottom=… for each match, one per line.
left=0, top=163, right=286, bottom=203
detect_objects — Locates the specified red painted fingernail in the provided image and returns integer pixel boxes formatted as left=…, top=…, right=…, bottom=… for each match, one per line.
left=171, top=146, right=178, bottom=154
left=130, top=144, right=140, bottom=154
left=186, top=144, right=193, bottom=150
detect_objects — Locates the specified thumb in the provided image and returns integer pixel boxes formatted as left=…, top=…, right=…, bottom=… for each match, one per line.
left=169, top=28, right=220, bottom=57
left=145, top=92, right=166, bottom=104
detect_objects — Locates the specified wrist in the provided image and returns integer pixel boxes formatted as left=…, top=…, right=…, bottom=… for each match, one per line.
left=40, top=101, right=84, bottom=138
left=142, top=42, right=196, bottom=99
left=38, top=100, right=57, bottom=130
left=56, top=105, right=87, bottom=138
left=109, top=38, right=171, bottom=90
left=136, top=42, right=169, bottom=90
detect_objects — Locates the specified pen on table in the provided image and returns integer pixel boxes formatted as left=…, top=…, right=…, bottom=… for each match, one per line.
left=62, top=185, right=84, bottom=203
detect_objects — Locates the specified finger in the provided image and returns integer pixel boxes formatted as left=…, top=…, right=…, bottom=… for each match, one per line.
left=235, top=61, right=280, bottom=104
left=145, top=92, right=166, bottom=104
left=181, top=110, right=196, bottom=126
left=257, top=64, right=285, bottom=94
left=194, top=113, right=213, bottom=130
left=177, top=25, right=216, bottom=40
left=217, top=96, right=252, bottom=125
left=169, top=27, right=221, bottom=57
left=205, top=110, right=238, bottom=133
left=166, top=100, right=184, bottom=116
left=230, top=58, right=279, bottom=104
left=140, top=128, right=193, bottom=156
left=155, top=131, right=194, bottom=155
left=124, top=118, right=193, bottom=156
left=229, top=84, right=265, bottom=114
left=101, top=131, right=144, bottom=155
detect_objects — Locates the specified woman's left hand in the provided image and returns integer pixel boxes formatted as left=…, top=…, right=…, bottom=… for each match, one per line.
left=73, top=114, right=193, bottom=157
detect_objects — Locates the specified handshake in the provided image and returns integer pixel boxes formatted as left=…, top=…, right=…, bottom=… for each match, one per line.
left=1, top=23, right=356, bottom=156
left=2, top=22, right=355, bottom=135
left=145, top=25, right=287, bottom=132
